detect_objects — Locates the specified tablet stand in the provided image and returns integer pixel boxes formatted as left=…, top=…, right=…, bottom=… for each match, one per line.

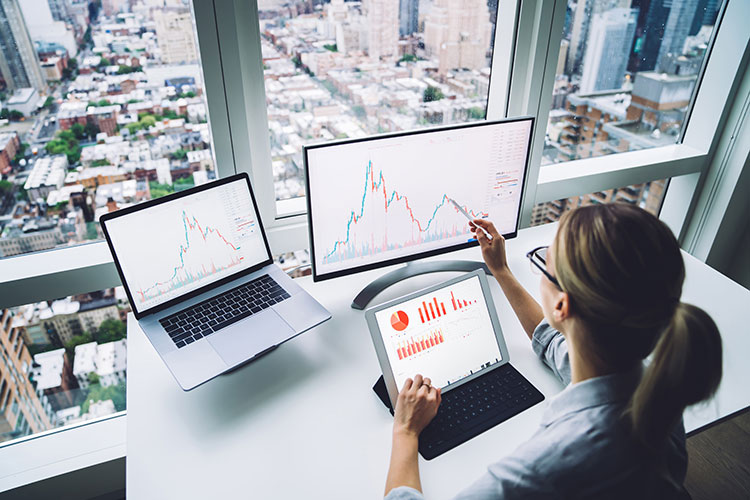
left=373, top=375, right=394, bottom=414
left=351, top=260, right=490, bottom=310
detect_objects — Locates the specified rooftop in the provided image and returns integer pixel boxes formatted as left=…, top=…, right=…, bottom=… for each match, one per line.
left=32, top=348, right=66, bottom=390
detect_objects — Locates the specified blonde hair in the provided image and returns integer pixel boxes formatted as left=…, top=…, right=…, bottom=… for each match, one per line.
left=553, top=203, right=722, bottom=445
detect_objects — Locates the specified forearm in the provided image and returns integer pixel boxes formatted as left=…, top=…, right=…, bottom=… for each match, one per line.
left=385, top=430, right=422, bottom=496
left=493, top=268, right=543, bottom=340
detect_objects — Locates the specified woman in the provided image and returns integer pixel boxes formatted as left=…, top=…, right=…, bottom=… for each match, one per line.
left=384, top=203, right=722, bottom=499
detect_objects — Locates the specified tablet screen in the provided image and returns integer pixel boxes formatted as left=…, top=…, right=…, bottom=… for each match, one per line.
left=373, top=275, right=503, bottom=391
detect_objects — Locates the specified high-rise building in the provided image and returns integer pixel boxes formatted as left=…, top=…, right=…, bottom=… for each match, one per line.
left=0, top=309, right=54, bottom=443
left=423, top=0, right=492, bottom=74
left=579, top=8, right=637, bottom=94
left=566, top=0, right=631, bottom=75
left=102, top=0, right=129, bottom=17
left=399, top=0, right=419, bottom=37
left=20, top=0, right=77, bottom=57
left=367, top=0, right=399, bottom=61
left=47, top=0, right=70, bottom=21
left=656, top=0, right=700, bottom=72
left=153, top=9, right=198, bottom=64
left=0, top=0, right=48, bottom=92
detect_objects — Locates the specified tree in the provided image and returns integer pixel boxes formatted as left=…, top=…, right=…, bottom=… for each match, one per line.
left=0, top=109, right=8, bottom=120
left=43, top=96, right=55, bottom=108
left=98, top=56, right=111, bottom=68
left=45, top=129, right=81, bottom=164
left=352, top=105, right=366, bottom=120
left=423, top=86, right=444, bottom=102
left=71, top=122, right=86, bottom=140
left=117, top=65, right=138, bottom=75
left=171, top=148, right=188, bottom=160
left=0, top=180, right=13, bottom=197
left=8, top=110, right=24, bottom=121
left=399, top=54, right=418, bottom=63
left=86, top=221, right=98, bottom=240
left=323, top=43, right=338, bottom=52
left=64, top=333, right=93, bottom=359
left=87, top=372, right=100, bottom=386
left=81, top=381, right=126, bottom=414
left=94, top=319, right=126, bottom=343
left=149, top=181, right=174, bottom=199
left=84, top=122, right=100, bottom=140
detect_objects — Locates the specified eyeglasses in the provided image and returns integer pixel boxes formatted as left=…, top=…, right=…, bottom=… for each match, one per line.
left=526, top=246, right=561, bottom=290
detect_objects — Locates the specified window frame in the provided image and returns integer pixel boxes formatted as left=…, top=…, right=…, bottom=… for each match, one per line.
left=0, top=0, right=748, bottom=490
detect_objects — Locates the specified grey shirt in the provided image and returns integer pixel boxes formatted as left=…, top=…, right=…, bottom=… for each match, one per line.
left=385, top=321, right=688, bottom=500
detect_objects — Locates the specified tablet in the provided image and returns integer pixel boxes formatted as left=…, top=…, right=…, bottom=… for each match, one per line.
left=365, top=270, right=511, bottom=408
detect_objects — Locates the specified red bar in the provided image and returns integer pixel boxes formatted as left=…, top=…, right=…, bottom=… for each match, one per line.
left=433, top=298, right=440, bottom=317
left=418, top=308, right=425, bottom=323
left=463, top=300, right=468, bottom=307
left=416, top=342, right=422, bottom=352
left=421, top=339, right=426, bottom=350
left=408, top=344, right=412, bottom=356
left=429, top=337, right=434, bottom=347
left=397, top=348, right=403, bottom=360
left=451, top=292, right=457, bottom=310
left=458, top=301, right=462, bottom=309
left=438, top=331, right=444, bottom=343
left=441, top=303, right=446, bottom=315
left=422, top=302, right=430, bottom=320
left=429, top=302, right=436, bottom=318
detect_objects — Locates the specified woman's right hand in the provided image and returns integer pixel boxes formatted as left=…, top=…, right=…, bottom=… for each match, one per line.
left=470, top=219, right=509, bottom=276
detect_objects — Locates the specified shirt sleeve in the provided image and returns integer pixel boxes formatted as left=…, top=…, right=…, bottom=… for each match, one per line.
left=451, top=452, right=557, bottom=500
left=531, top=320, right=571, bottom=385
left=385, top=486, right=424, bottom=500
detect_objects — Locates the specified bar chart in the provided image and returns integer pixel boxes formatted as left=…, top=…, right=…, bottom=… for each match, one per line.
left=396, top=329, right=445, bottom=360
left=374, top=275, right=504, bottom=390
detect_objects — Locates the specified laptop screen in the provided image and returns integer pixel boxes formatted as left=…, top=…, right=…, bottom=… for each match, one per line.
left=102, top=176, right=271, bottom=317
left=372, top=274, right=503, bottom=391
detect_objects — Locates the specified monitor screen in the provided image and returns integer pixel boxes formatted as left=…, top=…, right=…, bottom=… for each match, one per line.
left=102, top=176, right=271, bottom=317
left=305, top=118, right=533, bottom=280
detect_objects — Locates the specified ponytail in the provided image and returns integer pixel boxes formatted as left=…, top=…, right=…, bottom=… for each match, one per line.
left=628, top=303, right=723, bottom=446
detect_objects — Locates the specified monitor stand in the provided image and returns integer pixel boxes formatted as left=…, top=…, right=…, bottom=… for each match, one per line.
left=351, top=260, right=491, bottom=310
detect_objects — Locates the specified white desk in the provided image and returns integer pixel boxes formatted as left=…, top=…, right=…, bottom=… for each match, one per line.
left=126, top=223, right=750, bottom=499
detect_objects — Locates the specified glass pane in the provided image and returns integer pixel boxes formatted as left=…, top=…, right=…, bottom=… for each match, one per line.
left=257, top=0, right=501, bottom=204
left=529, top=178, right=666, bottom=226
left=0, top=1, right=217, bottom=259
left=0, top=286, right=128, bottom=445
left=543, top=0, right=724, bottom=165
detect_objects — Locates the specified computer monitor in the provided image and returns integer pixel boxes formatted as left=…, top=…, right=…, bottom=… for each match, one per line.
left=304, top=117, right=534, bottom=308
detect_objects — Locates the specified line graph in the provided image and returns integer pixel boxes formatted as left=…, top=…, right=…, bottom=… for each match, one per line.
left=104, top=177, right=270, bottom=312
left=135, top=211, right=245, bottom=302
left=307, top=120, right=532, bottom=275
left=323, top=160, right=488, bottom=264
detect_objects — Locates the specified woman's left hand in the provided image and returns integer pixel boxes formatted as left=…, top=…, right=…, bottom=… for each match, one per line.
left=393, top=374, right=441, bottom=437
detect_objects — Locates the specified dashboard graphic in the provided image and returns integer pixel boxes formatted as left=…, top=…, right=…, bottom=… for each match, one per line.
left=104, top=179, right=270, bottom=313
left=374, top=275, right=503, bottom=391
left=307, top=120, right=532, bottom=277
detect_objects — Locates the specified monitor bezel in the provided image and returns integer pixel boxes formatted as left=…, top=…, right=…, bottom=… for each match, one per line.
left=303, top=117, right=535, bottom=282
left=100, top=172, right=274, bottom=320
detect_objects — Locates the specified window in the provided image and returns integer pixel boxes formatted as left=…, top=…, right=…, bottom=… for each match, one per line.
left=0, top=0, right=217, bottom=260
left=541, top=0, right=725, bottom=166
left=256, top=0, right=501, bottom=205
left=0, top=288, right=127, bottom=445
left=530, top=179, right=666, bottom=227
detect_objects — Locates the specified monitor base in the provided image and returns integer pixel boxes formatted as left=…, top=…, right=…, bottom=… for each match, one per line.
left=351, top=260, right=490, bottom=310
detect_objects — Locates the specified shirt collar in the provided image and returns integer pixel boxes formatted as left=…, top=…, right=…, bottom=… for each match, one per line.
left=541, top=365, right=643, bottom=426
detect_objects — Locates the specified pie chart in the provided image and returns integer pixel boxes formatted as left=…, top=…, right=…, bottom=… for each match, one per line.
left=390, top=310, right=409, bottom=331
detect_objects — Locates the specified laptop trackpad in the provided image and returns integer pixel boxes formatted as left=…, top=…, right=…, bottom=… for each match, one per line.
left=209, top=310, right=294, bottom=367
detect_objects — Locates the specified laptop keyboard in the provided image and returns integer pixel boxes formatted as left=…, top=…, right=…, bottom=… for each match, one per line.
left=159, top=274, right=291, bottom=348
left=418, top=363, right=544, bottom=459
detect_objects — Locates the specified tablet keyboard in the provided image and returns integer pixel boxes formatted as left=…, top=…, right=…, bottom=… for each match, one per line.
left=418, top=363, right=544, bottom=459
left=159, top=274, right=291, bottom=348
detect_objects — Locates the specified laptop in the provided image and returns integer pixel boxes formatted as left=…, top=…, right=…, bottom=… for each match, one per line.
left=100, top=173, right=331, bottom=391
left=365, top=270, right=543, bottom=459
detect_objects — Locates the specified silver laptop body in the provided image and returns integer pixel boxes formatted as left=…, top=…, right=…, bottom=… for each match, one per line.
left=101, top=173, right=331, bottom=391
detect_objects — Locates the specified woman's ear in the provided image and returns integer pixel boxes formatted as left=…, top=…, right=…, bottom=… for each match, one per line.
left=553, top=291, right=571, bottom=323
